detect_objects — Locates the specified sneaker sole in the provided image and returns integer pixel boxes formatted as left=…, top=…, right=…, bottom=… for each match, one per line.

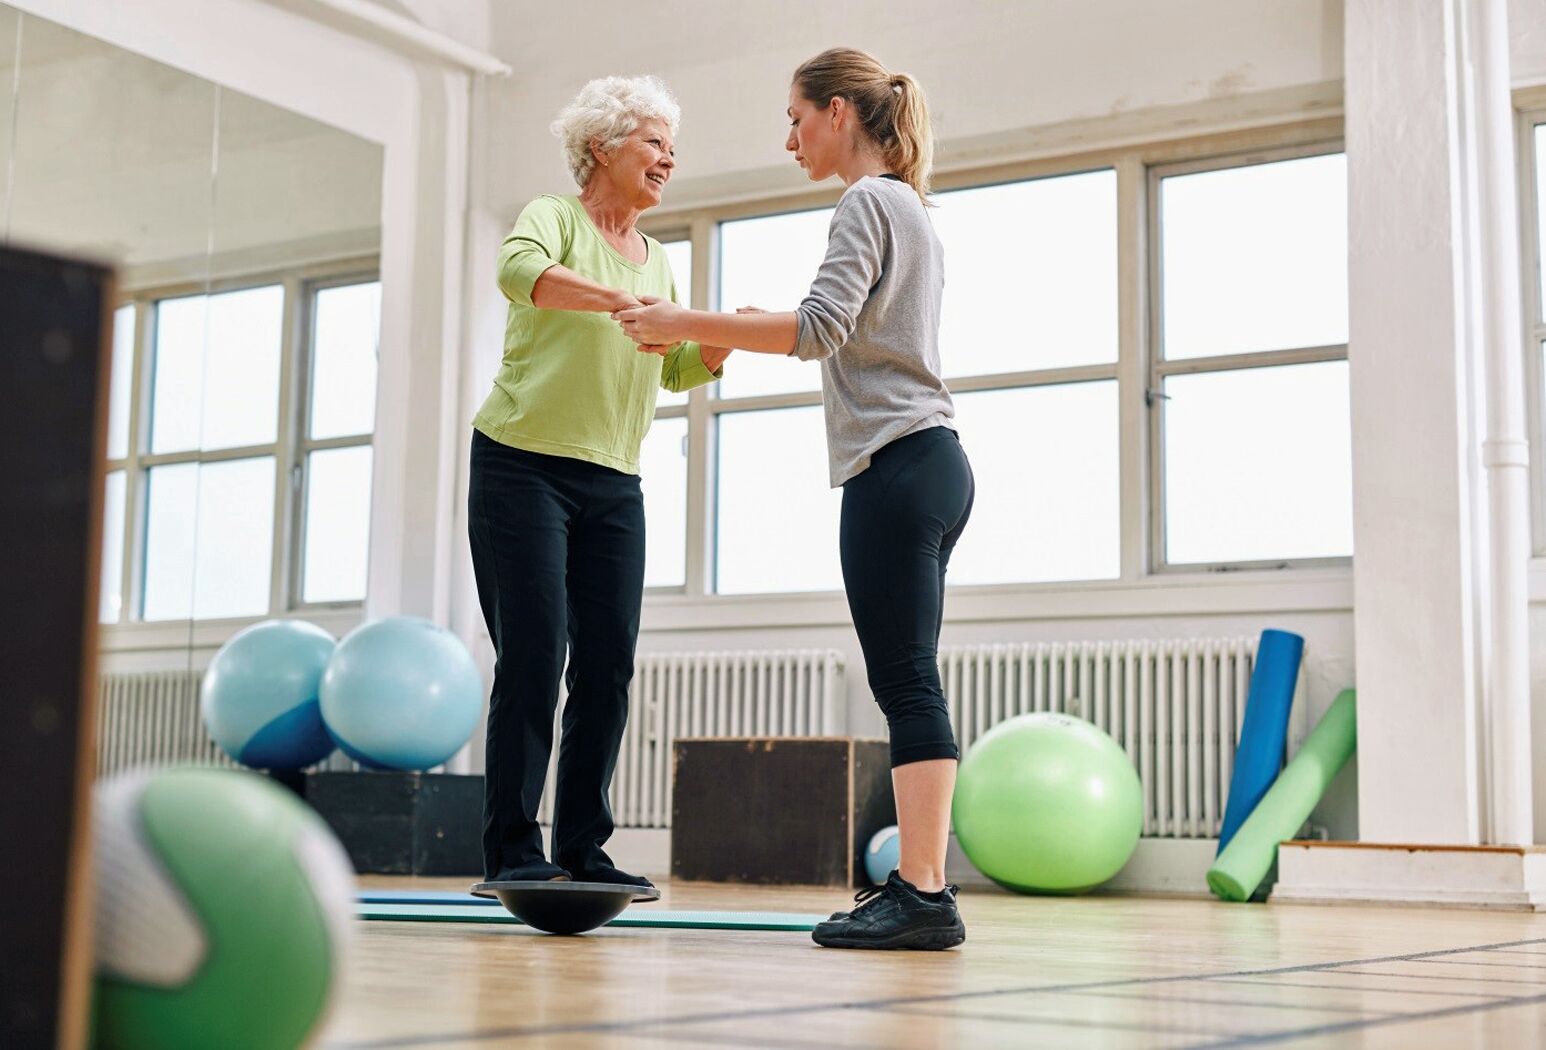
left=812, top=921, right=966, bottom=951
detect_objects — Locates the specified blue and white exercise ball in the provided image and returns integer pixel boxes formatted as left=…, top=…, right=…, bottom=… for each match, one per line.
left=865, top=825, right=901, bottom=885
left=201, top=620, right=337, bottom=770
left=319, top=616, right=483, bottom=771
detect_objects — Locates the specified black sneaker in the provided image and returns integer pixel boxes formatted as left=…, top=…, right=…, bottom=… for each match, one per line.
left=812, top=872, right=965, bottom=950
left=472, top=860, right=571, bottom=898
left=562, top=862, right=656, bottom=900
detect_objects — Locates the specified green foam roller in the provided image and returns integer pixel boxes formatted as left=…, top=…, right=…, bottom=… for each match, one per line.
left=1207, top=689, right=1357, bottom=902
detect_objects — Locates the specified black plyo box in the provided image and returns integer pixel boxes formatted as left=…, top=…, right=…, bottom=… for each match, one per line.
left=671, top=738, right=895, bottom=887
left=304, top=771, right=482, bottom=876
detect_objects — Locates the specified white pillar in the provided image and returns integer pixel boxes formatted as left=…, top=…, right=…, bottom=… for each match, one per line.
left=1345, top=0, right=1531, bottom=845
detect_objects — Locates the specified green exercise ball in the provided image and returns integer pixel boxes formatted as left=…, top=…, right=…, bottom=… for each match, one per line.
left=952, top=712, right=1142, bottom=893
left=91, top=768, right=354, bottom=1049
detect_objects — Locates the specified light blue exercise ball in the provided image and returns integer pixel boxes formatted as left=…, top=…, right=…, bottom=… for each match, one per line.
left=865, top=825, right=901, bottom=885
left=319, top=617, right=483, bottom=771
left=201, top=619, right=337, bottom=770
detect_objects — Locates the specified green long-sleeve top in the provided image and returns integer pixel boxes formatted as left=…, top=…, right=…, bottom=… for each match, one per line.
left=473, top=193, right=722, bottom=474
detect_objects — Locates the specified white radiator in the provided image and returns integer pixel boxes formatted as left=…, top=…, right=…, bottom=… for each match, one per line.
left=539, top=649, right=846, bottom=828
left=939, top=638, right=1262, bottom=839
left=95, top=671, right=357, bottom=778
left=98, top=650, right=846, bottom=833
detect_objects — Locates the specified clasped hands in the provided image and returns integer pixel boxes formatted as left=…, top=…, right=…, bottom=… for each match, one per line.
left=613, top=298, right=765, bottom=356
left=612, top=295, right=682, bottom=356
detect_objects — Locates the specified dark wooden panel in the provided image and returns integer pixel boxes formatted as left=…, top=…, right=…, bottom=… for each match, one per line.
left=851, top=740, right=898, bottom=881
left=671, top=738, right=894, bottom=887
left=305, top=771, right=483, bottom=876
left=0, top=246, right=113, bottom=1050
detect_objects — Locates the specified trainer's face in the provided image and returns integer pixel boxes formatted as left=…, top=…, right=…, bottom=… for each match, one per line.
left=786, top=84, right=841, bottom=182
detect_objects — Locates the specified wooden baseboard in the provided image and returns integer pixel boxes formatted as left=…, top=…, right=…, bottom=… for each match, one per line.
left=1274, top=841, right=1546, bottom=911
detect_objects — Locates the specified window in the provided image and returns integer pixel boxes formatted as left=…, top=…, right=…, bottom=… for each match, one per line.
left=710, top=169, right=1123, bottom=591
left=640, top=417, right=688, bottom=588
left=298, top=280, right=379, bottom=604
left=99, top=267, right=380, bottom=624
left=716, top=207, right=833, bottom=399
left=641, top=237, right=693, bottom=590
left=1152, top=149, right=1351, bottom=568
left=716, top=406, right=842, bottom=594
left=656, top=238, right=693, bottom=409
left=639, top=132, right=1351, bottom=603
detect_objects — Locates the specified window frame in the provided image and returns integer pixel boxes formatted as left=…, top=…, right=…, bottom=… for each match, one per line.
left=640, top=122, right=1349, bottom=600
left=101, top=255, right=379, bottom=631
left=1145, top=140, right=1352, bottom=574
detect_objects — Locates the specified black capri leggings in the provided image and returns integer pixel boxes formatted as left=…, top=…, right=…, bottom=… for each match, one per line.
left=839, top=425, right=975, bottom=767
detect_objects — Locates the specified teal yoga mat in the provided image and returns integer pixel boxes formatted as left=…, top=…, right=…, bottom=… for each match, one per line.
left=356, top=902, right=823, bottom=931
left=358, top=890, right=498, bottom=906
left=1207, top=688, right=1357, bottom=902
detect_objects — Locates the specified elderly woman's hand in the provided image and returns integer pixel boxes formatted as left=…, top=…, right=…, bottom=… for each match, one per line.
left=613, top=296, right=686, bottom=346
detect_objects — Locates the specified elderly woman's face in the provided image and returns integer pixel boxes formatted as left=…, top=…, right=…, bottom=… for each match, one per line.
left=786, top=84, right=840, bottom=182
left=595, top=117, right=675, bottom=208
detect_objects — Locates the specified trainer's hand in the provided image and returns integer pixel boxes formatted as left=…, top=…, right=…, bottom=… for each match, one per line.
left=735, top=305, right=768, bottom=314
left=613, top=298, right=685, bottom=345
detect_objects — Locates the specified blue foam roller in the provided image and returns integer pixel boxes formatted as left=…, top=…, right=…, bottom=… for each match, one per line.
left=1216, top=629, right=1304, bottom=853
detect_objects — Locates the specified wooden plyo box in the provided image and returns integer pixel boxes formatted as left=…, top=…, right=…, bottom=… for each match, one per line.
left=671, top=738, right=895, bottom=887
left=305, top=771, right=483, bottom=876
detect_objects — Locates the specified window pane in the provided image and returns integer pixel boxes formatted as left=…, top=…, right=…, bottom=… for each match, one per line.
left=99, top=470, right=126, bottom=624
left=662, top=238, right=692, bottom=304
left=143, top=457, right=275, bottom=620
left=310, top=281, right=380, bottom=440
left=716, top=406, right=841, bottom=593
left=947, top=383, right=1120, bottom=585
left=640, top=417, right=687, bottom=587
left=716, top=208, right=833, bottom=399
left=1536, top=126, right=1546, bottom=321
left=106, top=305, right=136, bottom=460
left=302, top=446, right=372, bottom=604
left=1163, top=361, right=1352, bottom=564
left=1161, top=153, right=1347, bottom=360
left=151, top=285, right=283, bottom=454
left=657, top=240, right=693, bottom=408
left=934, top=171, right=1117, bottom=377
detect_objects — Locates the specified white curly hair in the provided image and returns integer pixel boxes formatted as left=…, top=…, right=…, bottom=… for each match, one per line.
left=551, top=75, right=682, bottom=188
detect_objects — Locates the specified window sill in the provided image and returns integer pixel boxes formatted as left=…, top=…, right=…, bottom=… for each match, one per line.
left=641, top=568, right=1356, bottom=633
left=98, top=606, right=365, bottom=655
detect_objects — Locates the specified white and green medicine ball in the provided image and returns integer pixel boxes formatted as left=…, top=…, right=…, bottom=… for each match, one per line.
left=92, top=768, right=355, bottom=1050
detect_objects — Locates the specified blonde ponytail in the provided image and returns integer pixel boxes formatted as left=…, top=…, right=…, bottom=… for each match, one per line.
left=792, top=48, right=935, bottom=205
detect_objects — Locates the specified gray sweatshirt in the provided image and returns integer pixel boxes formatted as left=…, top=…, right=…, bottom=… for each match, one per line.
left=793, top=174, right=956, bottom=487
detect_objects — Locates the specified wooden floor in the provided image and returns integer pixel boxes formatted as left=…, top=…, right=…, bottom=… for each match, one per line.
left=323, top=877, right=1546, bottom=1049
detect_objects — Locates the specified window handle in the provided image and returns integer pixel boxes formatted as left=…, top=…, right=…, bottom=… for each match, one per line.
left=1145, top=388, right=1171, bottom=407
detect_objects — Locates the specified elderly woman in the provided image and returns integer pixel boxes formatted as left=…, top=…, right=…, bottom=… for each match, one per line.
left=469, top=75, right=727, bottom=889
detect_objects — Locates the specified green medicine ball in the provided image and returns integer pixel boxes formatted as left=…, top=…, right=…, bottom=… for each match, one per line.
left=952, top=712, right=1142, bottom=894
left=92, top=768, right=354, bottom=1050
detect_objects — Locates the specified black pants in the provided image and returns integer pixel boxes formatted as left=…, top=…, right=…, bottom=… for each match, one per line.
left=467, top=430, right=645, bottom=880
left=840, top=426, right=975, bottom=767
